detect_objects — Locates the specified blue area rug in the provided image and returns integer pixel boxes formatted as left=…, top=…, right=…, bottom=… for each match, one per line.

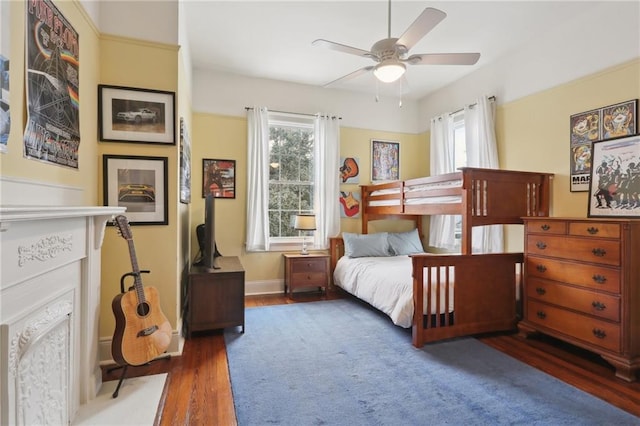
left=225, top=299, right=639, bottom=425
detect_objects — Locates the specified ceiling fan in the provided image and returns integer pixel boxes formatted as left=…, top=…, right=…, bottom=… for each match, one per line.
left=312, top=1, right=480, bottom=87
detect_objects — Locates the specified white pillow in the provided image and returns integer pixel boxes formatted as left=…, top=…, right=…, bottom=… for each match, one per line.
left=342, top=232, right=391, bottom=258
left=388, top=229, right=425, bottom=255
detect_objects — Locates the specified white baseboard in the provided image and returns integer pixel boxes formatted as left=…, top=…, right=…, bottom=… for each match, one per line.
left=246, top=279, right=284, bottom=295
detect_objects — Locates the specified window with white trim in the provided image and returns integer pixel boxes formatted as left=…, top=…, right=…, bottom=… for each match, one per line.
left=268, top=114, right=315, bottom=244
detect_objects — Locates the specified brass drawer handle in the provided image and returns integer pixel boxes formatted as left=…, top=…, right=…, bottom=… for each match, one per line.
left=535, top=287, right=546, bottom=295
left=536, top=311, right=547, bottom=319
left=592, top=328, right=607, bottom=339
left=587, top=227, right=599, bottom=235
left=592, top=248, right=606, bottom=257
left=592, top=274, right=607, bottom=284
left=592, top=301, right=606, bottom=311
left=536, top=264, right=547, bottom=273
left=536, top=241, right=547, bottom=250
left=541, top=224, right=550, bottom=231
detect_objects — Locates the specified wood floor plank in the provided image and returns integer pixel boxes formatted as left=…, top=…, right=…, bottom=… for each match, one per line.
left=101, top=290, right=640, bottom=423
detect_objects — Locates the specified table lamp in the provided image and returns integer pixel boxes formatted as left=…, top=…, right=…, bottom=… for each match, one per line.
left=294, top=214, right=316, bottom=255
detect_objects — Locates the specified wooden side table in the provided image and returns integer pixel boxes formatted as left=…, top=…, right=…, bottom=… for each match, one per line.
left=283, top=253, right=330, bottom=298
left=186, top=256, right=245, bottom=337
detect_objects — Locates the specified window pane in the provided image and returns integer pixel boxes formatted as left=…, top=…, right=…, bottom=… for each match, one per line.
left=268, top=119, right=314, bottom=240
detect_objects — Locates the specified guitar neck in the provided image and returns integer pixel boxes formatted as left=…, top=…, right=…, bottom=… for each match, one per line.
left=126, top=239, right=147, bottom=303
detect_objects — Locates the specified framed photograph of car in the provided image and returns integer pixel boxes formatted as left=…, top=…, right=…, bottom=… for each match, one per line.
left=103, top=154, right=169, bottom=225
left=98, top=84, right=176, bottom=144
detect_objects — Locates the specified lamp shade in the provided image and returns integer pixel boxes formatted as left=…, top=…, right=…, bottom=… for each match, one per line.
left=373, top=60, right=406, bottom=83
left=294, top=214, right=316, bottom=231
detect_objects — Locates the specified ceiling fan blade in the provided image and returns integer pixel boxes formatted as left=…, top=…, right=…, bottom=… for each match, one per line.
left=322, top=66, right=375, bottom=87
left=406, top=53, right=480, bottom=66
left=312, top=39, right=372, bottom=58
left=396, top=7, right=447, bottom=51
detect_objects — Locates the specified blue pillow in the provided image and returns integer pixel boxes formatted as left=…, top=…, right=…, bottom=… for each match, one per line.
left=388, top=229, right=425, bottom=255
left=342, top=232, right=391, bottom=258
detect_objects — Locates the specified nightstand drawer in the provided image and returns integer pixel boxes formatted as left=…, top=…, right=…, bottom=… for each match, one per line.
left=291, top=258, right=327, bottom=273
left=291, top=271, right=327, bottom=286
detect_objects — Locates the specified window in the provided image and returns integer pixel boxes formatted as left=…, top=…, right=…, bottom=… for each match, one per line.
left=268, top=114, right=315, bottom=242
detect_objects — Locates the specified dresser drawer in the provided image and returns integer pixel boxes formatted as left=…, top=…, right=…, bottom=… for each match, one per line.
left=526, top=235, right=620, bottom=266
left=526, top=300, right=621, bottom=352
left=291, top=272, right=327, bottom=286
left=526, top=256, right=620, bottom=293
left=525, top=220, right=567, bottom=235
left=291, top=257, right=327, bottom=273
left=569, top=222, right=621, bottom=239
left=527, top=278, right=620, bottom=322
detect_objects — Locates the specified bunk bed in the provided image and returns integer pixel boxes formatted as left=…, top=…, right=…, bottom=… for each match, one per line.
left=360, top=167, right=553, bottom=254
left=331, top=167, right=553, bottom=347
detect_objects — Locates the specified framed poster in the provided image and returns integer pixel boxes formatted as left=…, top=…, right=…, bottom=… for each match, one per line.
left=588, top=135, right=640, bottom=218
left=569, top=108, right=600, bottom=192
left=202, top=158, right=236, bottom=198
left=602, top=99, right=637, bottom=141
left=371, top=139, right=399, bottom=182
left=98, top=85, right=175, bottom=145
left=103, top=155, right=168, bottom=225
left=179, top=117, right=191, bottom=204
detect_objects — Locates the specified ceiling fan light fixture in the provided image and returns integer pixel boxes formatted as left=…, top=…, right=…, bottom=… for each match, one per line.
left=373, top=60, right=406, bottom=83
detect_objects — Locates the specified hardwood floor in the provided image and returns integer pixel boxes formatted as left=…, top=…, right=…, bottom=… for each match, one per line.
left=102, top=290, right=640, bottom=425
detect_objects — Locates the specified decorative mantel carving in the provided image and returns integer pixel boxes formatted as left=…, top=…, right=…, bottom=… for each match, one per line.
left=18, top=234, right=73, bottom=267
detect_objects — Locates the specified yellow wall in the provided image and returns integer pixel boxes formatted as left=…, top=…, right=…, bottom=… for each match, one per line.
left=190, top=114, right=428, bottom=282
left=1, top=1, right=101, bottom=205
left=496, top=59, right=640, bottom=250
left=97, top=35, right=180, bottom=337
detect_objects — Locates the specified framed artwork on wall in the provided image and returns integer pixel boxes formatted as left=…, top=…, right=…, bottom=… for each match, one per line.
left=103, top=154, right=168, bottom=225
left=202, top=158, right=236, bottom=199
left=371, top=139, right=399, bottom=182
left=98, top=84, right=175, bottom=145
left=602, top=99, right=637, bottom=141
left=569, top=108, right=600, bottom=192
left=588, top=135, right=640, bottom=218
left=179, top=118, right=191, bottom=204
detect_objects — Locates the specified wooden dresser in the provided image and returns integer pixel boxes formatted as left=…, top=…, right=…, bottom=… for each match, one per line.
left=519, top=217, right=640, bottom=381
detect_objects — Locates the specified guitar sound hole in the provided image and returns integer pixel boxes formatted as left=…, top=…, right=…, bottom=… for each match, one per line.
left=137, top=302, right=150, bottom=317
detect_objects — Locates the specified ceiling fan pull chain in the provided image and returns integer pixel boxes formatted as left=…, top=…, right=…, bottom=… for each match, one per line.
left=375, top=79, right=380, bottom=102
left=398, top=79, right=403, bottom=108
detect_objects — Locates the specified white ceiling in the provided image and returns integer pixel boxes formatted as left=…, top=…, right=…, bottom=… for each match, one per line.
left=181, top=1, right=607, bottom=101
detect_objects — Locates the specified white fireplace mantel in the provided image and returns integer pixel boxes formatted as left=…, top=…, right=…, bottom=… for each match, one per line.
left=0, top=204, right=125, bottom=424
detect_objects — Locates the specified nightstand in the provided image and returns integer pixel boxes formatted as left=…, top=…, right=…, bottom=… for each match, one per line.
left=283, top=253, right=330, bottom=298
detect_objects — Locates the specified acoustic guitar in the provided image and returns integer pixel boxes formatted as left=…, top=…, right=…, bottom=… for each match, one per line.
left=111, top=215, right=172, bottom=366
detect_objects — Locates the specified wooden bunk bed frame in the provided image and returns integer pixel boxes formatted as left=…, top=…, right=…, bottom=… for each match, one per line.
left=330, top=167, right=553, bottom=347
left=360, top=167, right=553, bottom=254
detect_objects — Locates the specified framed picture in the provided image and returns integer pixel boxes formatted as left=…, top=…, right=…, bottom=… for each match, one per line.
left=588, top=135, right=640, bottom=218
left=103, top=154, right=168, bottom=225
left=98, top=84, right=175, bottom=144
left=202, top=158, right=236, bottom=199
left=602, top=99, right=637, bottom=141
left=179, top=118, right=191, bottom=204
left=371, top=139, right=399, bottom=182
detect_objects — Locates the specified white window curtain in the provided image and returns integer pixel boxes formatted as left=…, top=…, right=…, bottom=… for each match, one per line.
left=245, top=107, right=270, bottom=251
left=465, top=95, right=503, bottom=253
left=428, top=113, right=458, bottom=250
left=313, top=115, right=341, bottom=249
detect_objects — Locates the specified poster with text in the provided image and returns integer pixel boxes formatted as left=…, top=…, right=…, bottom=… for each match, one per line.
left=23, top=0, right=80, bottom=168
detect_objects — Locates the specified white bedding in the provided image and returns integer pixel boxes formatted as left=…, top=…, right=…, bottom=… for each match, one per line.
left=333, top=255, right=454, bottom=328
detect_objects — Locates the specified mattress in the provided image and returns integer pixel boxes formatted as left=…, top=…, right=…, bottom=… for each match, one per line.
left=333, top=255, right=454, bottom=328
